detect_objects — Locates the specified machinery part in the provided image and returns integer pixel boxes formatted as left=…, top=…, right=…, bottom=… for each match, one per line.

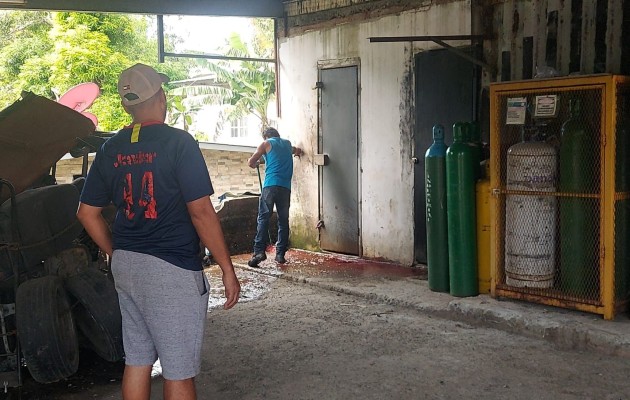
left=44, top=245, right=90, bottom=279
left=16, top=276, right=79, bottom=383
left=0, top=178, right=21, bottom=388
left=0, top=302, right=16, bottom=359
left=70, top=176, right=85, bottom=194
left=446, top=122, right=478, bottom=297
left=425, top=124, right=449, bottom=293
left=63, top=268, right=123, bottom=362
left=0, top=184, right=84, bottom=277
left=504, top=139, right=557, bottom=288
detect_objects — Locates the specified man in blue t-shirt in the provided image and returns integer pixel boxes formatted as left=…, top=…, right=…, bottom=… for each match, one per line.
left=247, top=127, right=302, bottom=267
left=77, top=63, right=240, bottom=400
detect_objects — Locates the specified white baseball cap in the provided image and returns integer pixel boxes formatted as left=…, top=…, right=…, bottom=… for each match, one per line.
left=117, top=63, right=169, bottom=106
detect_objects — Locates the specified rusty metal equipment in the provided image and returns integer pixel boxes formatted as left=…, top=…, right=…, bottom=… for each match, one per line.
left=0, top=92, right=122, bottom=387
left=490, top=74, right=630, bottom=320
left=0, top=179, right=22, bottom=391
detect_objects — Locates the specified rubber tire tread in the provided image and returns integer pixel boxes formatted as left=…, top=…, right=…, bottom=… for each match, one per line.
left=64, top=268, right=123, bottom=362
left=16, top=276, right=79, bottom=383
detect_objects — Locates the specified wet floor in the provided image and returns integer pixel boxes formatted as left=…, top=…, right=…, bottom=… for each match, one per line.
left=6, top=248, right=424, bottom=399
left=206, top=247, right=425, bottom=309
left=231, top=247, right=427, bottom=280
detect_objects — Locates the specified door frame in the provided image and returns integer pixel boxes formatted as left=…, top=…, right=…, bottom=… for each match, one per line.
left=317, top=58, right=362, bottom=256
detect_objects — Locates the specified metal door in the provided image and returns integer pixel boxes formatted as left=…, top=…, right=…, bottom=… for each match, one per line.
left=414, top=48, right=475, bottom=264
left=319, top=66, right=360, bottom=255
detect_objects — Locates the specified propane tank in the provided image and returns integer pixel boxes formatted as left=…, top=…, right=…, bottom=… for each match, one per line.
left=476, top=161, right=491, bottom=294
left=504, top=134, right=557, bottom=288
left=425, top=124, right=449, bottom=292
left=559, top=98, right=599, bottom=295
left=446, top=122, right=478, bottom=297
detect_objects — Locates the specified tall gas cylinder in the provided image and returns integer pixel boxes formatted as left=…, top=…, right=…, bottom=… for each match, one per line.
left=446, top=122, right=478, bottom=297
left=559, top=98, right=599, bottom=295
left=615, top=97, right=630, bottom=298
left=476, top=161, right=491, bottom=294
left=425, top=124, right=449, bottom=292
left=504, top=138, right=557, bottom=288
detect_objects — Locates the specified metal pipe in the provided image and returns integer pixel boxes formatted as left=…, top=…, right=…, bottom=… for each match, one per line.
left=157, top=15, right=165, bottom=63
left=369, top=35, right=487, bottom=43
left=161, top=52, right=275, bottom=64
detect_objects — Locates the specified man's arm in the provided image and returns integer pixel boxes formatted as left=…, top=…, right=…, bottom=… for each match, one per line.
left=248, top=140, right=271, bottom=168
left=187, top=196, right=241, bottom=310
left=76, top=203, right=113, bottom=257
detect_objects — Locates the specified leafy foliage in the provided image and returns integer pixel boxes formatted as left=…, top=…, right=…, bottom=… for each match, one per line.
left=0, top=10, right=191, bottom=131
left=169, top=18, right=276, bottom=138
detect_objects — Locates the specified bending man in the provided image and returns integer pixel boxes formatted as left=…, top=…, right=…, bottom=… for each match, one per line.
left=247, top=127, right=302, bottom=267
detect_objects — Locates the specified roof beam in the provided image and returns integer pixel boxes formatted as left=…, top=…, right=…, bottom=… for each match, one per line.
left=0, top=0, right=285, bottom=18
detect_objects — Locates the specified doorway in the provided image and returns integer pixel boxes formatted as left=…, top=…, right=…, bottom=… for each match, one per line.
left=319, top=65, right=360, bottom=255
left=414, top=48, right=476, bottom=264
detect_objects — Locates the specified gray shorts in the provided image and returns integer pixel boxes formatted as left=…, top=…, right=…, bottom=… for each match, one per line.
left=112, top=250, right=209, bottom=381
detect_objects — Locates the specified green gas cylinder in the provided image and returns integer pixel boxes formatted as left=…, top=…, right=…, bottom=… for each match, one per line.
left=446, top=122, right=478, bottom=297
left=425, top=124, right=449, bottom=292
left=615, top=97, right=630, bottom=298
left=559, top=98, right=599, bottom=296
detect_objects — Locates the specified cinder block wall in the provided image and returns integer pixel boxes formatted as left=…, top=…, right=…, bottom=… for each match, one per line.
left=54, top=149, right=263, bottom=197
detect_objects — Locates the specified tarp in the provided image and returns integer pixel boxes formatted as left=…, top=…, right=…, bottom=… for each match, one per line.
left=0, top=92, right=96, bottom=202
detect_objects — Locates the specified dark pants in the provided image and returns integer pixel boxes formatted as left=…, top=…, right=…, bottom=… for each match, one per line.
left=254, top=186, right=291, bottom=255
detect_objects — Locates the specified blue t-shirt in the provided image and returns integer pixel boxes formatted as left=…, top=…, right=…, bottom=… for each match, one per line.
left=80, top=122, right=214, bottom=271
left=263, top=137, right=293, bottom=189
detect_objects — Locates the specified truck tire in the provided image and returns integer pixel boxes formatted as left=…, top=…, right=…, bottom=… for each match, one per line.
left=16, top=276, right=79, bottom=383
left=44, top=245, right=90, bottom=279
left=64, top=268, right=123, bottom=362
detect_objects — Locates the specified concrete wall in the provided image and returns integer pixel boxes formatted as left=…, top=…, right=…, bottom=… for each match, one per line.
left=277, top=2, right=471, bottom=265
left=55, top=148, right=262, bottom=198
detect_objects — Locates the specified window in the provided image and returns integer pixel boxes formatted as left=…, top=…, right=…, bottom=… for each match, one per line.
left=230, top=117, right=247, bottom=138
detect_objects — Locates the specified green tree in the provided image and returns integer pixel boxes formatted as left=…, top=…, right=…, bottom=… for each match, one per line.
left=0, top=11, right=53, bottom=104
left=0, top=11, right=192, bottom=131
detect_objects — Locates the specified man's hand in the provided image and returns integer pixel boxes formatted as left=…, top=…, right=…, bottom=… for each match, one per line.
left=186, top=196, right=241, bottom=310
left=222, top=271, right=241, bottom=310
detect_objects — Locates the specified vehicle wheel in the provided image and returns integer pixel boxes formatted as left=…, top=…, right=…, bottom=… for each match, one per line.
left=44, top=245, right=90, bottom=279
left=16, top=276, right=79, bottom=383
left=64, top=268, right=123, bottom=362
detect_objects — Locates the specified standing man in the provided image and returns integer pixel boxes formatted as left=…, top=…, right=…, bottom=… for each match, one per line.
left=77, top=63, right=240, bottom=400
left=247, top=127, right=302, bottom=267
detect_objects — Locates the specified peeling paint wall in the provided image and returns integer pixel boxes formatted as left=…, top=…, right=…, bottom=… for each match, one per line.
left=279, top=2, right=471, bottom=265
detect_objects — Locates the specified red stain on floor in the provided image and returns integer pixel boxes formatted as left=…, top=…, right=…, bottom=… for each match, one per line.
left=232, top=247, right=427, bottom=280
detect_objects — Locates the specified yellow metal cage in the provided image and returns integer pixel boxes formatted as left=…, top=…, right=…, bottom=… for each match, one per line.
left=490, top=74, right=630, bottom=320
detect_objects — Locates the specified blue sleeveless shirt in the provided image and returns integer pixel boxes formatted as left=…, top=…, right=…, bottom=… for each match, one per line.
left=263, top=137, right=293, bottom=190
